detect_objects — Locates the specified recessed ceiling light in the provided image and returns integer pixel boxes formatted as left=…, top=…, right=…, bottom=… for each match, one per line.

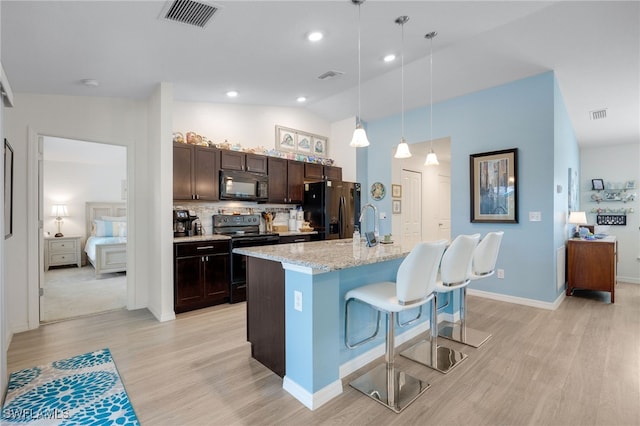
left=81, top=78, right=99, bottom=87
left=297, top=96, right=307, bottom=103
left=226, top=90, right=238, bottom=98
left=307, top=31, right=323, bottom=42
left=383, top=54, right=396, bottom=63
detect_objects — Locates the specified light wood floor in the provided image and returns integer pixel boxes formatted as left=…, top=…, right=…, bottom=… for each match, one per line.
left=7, top=283, right=640, bottom=425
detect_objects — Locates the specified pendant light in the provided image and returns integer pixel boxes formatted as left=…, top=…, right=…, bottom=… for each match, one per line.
left=424, top=31, right=439, bottom=166
left=349, top=0, right=370, bottom=147
left=394, top=16, right=411, bottom=159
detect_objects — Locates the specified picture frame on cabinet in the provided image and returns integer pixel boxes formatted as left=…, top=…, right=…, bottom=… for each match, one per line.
left=275, top=126, right=296, bottom=151
left=592, top=178, right=605, bottom=191
left=625, top=180, right=636, bottom=189
left=313, top=136, right=328, bottom=157
left=470, top=148, right=518, bottom=223
left=296, top=132, right=312, bottom=153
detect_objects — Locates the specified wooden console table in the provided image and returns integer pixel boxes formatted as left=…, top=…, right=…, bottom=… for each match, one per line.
left=567, top=236, right=617, bottom=303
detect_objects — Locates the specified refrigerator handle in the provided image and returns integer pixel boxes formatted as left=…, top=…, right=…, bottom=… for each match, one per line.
left=338, top=196, right=345, bottom=239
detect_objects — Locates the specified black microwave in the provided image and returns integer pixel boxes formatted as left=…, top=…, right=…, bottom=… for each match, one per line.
left=220, top=170, right=269, bottom=201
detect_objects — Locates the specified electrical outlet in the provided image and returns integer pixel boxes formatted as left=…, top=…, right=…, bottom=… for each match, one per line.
left=379, top=212, right=387, bottom=220
left=294, top=290, right=302, bottom=311
left=497, top=269, right=505, bottom=279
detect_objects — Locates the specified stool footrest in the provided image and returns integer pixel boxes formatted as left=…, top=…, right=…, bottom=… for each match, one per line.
left=438, top=321, right=492, bottom=348
left=349, top=363, right=430, bottom=413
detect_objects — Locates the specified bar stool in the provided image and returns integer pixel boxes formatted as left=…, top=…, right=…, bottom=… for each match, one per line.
left=344, top=240, right=447, bottom=413
left=400, top=233, right=480, bottom=373
left=438, top=231, right=503, bottom=347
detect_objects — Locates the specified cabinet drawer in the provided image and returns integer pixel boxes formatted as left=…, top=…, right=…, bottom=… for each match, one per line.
left=49, top=240, right=77, bottom=252
left=50, top=253, right=78, bottom=264
left=175, top=240, right=230, bottom=257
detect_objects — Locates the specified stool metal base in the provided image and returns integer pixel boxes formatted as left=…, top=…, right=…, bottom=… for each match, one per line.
left=438, top=321, right=492, bottom=348
left=349, top=363, right=430, bottom=413
left=400, top=341, right=467, bottom=374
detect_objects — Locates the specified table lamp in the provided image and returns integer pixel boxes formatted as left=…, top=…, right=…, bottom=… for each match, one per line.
left=51, top=204, right=68, bottom=237
left=568, top=211, right=587, bottom=238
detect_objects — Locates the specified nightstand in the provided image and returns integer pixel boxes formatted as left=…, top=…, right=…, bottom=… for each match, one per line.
left=45, top=235, right=82, bottom=270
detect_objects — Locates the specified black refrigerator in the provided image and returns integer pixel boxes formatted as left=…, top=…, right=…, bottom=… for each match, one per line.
left=304, top=181, right=361, bottom=240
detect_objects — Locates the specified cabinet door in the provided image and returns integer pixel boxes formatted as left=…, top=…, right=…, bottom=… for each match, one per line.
left=203, top=253, right=230, bottom=300
left=287, top=160, right=305, bottom=204
left=268, top=157, right=288, bottom=203
left=173, top=143, right=194, bottom=200
left=220, top=150, right=245, bottom=171
left=304, top=163, right=324, bottom=181
left=175, top=256, right=205, bottom=311
left=246, top=153, right=268, bottom=174
left=193, top=146, right=219, bottom=201
left=324, top=165, right=342, bottom=182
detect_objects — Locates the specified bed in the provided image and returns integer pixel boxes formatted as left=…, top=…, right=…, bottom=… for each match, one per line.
left=85, top=202, right=127, bottom=276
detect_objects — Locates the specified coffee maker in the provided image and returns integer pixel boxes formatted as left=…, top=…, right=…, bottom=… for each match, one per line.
left=173, top=210, right=192, bottom=237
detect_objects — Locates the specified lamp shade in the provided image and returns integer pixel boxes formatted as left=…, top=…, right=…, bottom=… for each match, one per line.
left=394, top=139, right=411, bottom=158
left=350, top=125, right=370, bottom=147
left=568, top=211, right=587, bottom=225
left=424, top=150, right=439, bottom=166
left=51, top=204, right=68, bottom=218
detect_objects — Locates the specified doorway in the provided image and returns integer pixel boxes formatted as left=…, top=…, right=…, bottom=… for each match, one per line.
left=40, top=136, right=128, bottom=322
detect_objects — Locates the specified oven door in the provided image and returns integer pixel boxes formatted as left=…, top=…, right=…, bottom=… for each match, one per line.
left=230, top=235, right=280, bottom=303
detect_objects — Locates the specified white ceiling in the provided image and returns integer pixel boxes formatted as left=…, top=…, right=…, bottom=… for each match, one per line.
left=2, top=1, right=638, bottom=148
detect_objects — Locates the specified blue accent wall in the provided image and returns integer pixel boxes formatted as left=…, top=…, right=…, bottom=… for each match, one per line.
left=363, top=72, right=577, bottom=303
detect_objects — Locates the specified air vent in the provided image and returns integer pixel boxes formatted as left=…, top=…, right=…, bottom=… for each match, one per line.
left=163, top=0, right=218, bottom=28
left=317, top=70, right=345, bottom=80
left=590, top=109, right=607, bottom=120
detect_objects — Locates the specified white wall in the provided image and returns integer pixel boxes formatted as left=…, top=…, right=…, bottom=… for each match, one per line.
left=172, top=101, right=356, bottom=180
left=4, top=93, right=152, bottom=333
left=43, top=156, right=126, bottom=238
left=581, top=143, right=640, bottom=283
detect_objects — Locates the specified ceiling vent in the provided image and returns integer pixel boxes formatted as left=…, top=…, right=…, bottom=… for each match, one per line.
left=162, top=0, right=219, bottom=28
left=590, top=109, right=607, bottom=120
left=317, top=70, right=345, bottom=80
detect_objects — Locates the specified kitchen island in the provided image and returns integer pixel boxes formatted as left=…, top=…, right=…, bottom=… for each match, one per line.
left=234, top=239, right=433, bottom=410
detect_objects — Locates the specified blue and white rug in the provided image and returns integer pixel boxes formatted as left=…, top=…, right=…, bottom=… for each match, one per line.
left=1, top=348, right=139, bottom=425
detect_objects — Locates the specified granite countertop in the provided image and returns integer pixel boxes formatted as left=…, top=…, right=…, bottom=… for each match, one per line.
left=233, top=239, right=409, bottom=273
left=173, top=234, right=231, bottom=243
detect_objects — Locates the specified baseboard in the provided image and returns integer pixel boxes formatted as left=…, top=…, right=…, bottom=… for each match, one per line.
left=467, top=288, right=563, bottom=310
left=617, top=276, right=640, bottom=285
left=282, top=376, right=342, bottom=410
left=146, top=304, right=175, bottom=322
left=339, top=320, right=431, bottom=378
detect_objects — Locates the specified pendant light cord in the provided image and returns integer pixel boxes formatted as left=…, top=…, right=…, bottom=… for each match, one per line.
left=357, top=3, right=362, bottom=126
left=401, top=19, right=405, bottom=140
left=429, top=35, right=433, bottom=149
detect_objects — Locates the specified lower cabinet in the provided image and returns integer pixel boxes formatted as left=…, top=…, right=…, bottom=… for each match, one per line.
left=279, top=234, right=311, bottom=244
left=174, top=240, right=230, bottom=313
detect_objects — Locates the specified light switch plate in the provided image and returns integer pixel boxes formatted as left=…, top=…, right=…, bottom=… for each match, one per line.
left=294, top=290, right=302, bottom=311
left=529, top=211, right=541, bottom=222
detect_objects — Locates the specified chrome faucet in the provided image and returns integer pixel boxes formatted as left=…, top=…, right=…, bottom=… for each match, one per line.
left=359, top=203, right=379, bottom=240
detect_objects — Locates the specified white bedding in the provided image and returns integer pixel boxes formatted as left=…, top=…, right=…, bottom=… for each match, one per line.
left=84, top=236, right=127, bottom=262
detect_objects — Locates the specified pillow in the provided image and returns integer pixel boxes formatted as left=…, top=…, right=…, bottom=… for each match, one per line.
left=93, top=219, right=127, bottom=237
left=100, top=216, right=126, bottom=222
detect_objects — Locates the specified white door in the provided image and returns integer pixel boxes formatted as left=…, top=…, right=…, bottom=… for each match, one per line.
left=437, top=174, right=451, bottom=241
left=401, top=169, right=422, bottom=250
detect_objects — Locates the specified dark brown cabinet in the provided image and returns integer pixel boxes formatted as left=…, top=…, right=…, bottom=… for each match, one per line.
left=173, top=143, right=219, bottom=201
left=220, top=150, right=268, bottom=174
left=174, top=240, right=230, bottom=313
left=303, top=163, right=342, bottom=182
left=279, top=234, right=311, bottom=244
left=267, top=158, right=304, bottom=204
left=567, top=237, right=617, bottom=303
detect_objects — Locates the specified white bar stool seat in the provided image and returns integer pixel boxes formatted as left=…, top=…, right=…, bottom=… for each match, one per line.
left=400, top=233, right=480, bottom=373
left=438, top=231, right=503, bottom=348
left=344, top=240, right=447, bottom=413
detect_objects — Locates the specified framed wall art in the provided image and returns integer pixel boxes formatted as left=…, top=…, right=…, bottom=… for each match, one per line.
left=312, top=136, right=327, bottom=157
left=4, top=138, right=13, bottom=239
left=591, top=179, right=604, bottom=191
left=391, top=184, right=402, bottom=198
left=296, top=132, right=312, bottom=153
left=276, top=126, right=296, bottom=151
left=392, top=200, right=401, bottom=214
left=470, top=148, right=518, bottom=223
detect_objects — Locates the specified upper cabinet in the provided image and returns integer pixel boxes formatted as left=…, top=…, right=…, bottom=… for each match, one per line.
left=173, top=143, right=219, bottom=201
left=220, top=150, right=268, bottom=174
left=304, top=163, right=342, bottom=182
left=267, top=158, right=304, bottom=204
